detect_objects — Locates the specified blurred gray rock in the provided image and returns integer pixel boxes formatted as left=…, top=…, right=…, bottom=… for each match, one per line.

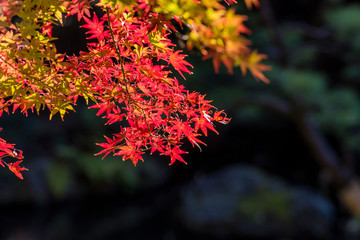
left=180, top=164, right=335, bottom=238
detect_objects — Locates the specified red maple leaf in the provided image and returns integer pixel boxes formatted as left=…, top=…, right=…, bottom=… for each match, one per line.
left=81, top=13, right=107, bottom=40
left=193, top=112, right=218, bottom=136
left=114, top=144, right=144, bottom=165
left=162, top=146, right=188, bottom=165
left=41, top=21, right=53, bottom=37
left=66, top=0, right=91, bottom=21
left=7, top=161, right=28, bottom=180
left=96, top=135, right=123, bottom=158
left=168, top=51, right=193, bottom=79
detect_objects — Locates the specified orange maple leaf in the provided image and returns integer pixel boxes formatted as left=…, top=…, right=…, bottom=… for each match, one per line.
left=240, top=50, right=271, bottom=83
left=244, top=0, right=260, bottom=9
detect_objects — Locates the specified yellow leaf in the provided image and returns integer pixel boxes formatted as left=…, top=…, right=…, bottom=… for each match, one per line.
left=55, top=10, right=63, bottom=25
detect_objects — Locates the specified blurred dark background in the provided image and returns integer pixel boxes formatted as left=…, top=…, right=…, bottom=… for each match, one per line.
left=2, top=0, right=360, bottom=239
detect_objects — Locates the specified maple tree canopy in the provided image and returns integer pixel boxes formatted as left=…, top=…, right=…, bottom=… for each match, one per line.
left=0, top=0, right=269, bottom=179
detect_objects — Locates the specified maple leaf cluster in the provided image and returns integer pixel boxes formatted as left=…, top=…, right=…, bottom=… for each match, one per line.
left=0, top=0, right=268, bottom=179
left=0, top=129, right=26, bottom=179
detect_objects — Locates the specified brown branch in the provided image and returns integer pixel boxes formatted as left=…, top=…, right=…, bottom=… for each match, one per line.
left=233, top=95, right=354, bottom=188
left=291, top=111, right=353, bottom=187
left=254, top=0, right=360, bottom=215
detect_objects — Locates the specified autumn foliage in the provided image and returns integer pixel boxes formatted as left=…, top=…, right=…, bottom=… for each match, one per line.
left=0, top=0, right=268, bottom=179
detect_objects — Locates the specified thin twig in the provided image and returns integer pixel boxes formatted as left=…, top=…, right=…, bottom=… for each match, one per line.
left=106, top=8, right=132, bottom=103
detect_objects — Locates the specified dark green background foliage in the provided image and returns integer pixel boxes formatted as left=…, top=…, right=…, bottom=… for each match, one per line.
left=1, top=0, right=360, bottom=239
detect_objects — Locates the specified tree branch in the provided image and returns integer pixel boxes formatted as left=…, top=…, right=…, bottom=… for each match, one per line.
left=233, top=95, right=354, bottom=188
